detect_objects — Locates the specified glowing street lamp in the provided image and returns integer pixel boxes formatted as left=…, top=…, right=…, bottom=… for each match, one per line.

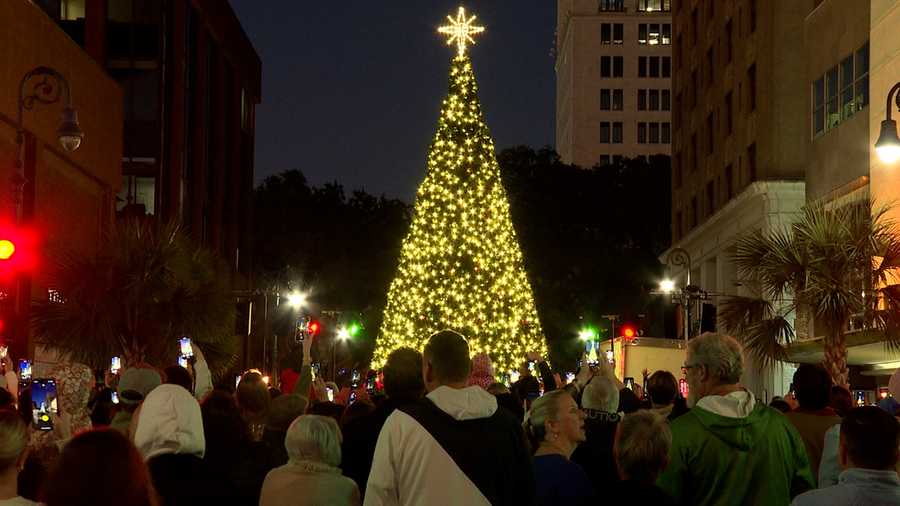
left=659, top=278, right=676, bottom=294
left=876, top=82, right=900, bottom=163
left=286, top=291, right=307, bottom=309
left=337, top=326, right=351, bottom=341
left=578, top=327, right=598, bottom=341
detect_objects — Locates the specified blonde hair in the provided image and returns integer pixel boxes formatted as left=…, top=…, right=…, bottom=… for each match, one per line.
left=285, top=415, right=343, bottom=467
left=0, top=410, right=27, bottom=471
left=523, top=390, right=570, bottom=448
left=615, top=410, right=672, bottom=481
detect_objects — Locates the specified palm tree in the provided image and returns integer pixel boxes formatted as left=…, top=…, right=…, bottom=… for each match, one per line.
left=31, top=218, right=237, bottom=376
left=719, top=200, right=900, bottom=387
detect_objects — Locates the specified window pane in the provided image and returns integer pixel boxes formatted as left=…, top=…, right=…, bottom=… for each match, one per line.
left=662, top=90, right=671, bottom=110
left=827, top=98, right=840, bottom=129
left=638, top=89, right=647, bottom=110
left=613, top=24, right=623, bottom=44
left=662, top=24, right=671, bottom=45
left=613, top=122, right=623, bottom=143
left=813, top=78, right=825, bottom=107
left=649, top=24, right=660, bottom=45
left=814, top=106, right=825, bottom=136
left=650, top=56, right=660, bottom=78
left=639, top=57, right=647, bottom=77
left=650, top=122, right=660, bottom=143
left=662, top=122, right=671, bottom=143
left=601, top=56, right=611, bottom=77
left=662, top=57, right=671, bottom=78
left=614, top=57, right=623, bottom=77
left=826, top=67, right=838, bottom=100
left=856, top=75, right=869, bottom=111
left=601, top=24, right=611, bottom=44
left=600, top=89, right=611, bottom=110
left=856, top=43, right=869, bottom=78
left=650, top=89, right=660, bottom=110
left=841, top=56, right=853, bottom=89
left=612, top=89, right=623, bottom=110
left=638, top=123, right=647, bottom=143
left=600, top=123, right=610, bottom=143
left=639, top=24, right=648, bottom=44
left=842, top=85, right=854, bottom=120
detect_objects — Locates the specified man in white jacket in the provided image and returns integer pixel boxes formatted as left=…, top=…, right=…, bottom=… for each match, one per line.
left=364, top=330, right=535, bottom=506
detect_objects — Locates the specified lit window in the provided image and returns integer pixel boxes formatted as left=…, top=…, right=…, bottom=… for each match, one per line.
left=649, top=24, right=661, bottom=46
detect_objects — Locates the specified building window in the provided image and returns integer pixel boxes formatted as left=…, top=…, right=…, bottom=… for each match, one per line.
left=638, top=122, right=648, bottom=144
left=612, top=89, right=623, bottom=110
left=725, top=91, right=733, bottom=135
left=650, top=122, right=660, bottom=143
left=613, top=56, right=623, bottom=77
left=600, top=89, right=611, bottom=110
left=662, top=57, right=671, bottom=78
left=601, top=56, right=612, bottom=77
left=649, top=24, right=661, bottom=45
left=612, top=122, right=623, bottom=143
left=599, top=0, right=625, bottom=12
left=707, top=113, right=714, bottom=154
left=747, top=143, right=757, bottom=181
left=707, top=0, right=715, bottom=20
left=638, top=89, right=647, bottom=110
left=675, top=153, right=683, bottom=188
left=662, top=24, right=671, bottom=45
left=650, top=56, right=660, bottom=78
left=812, top=42, right=868, bottom=137
left=662, top=89, right=671, bottom=111
left=599, top=155, right=611, bottom=166
left=692, top=8, right=698, bottom=45
left=725, top=20, right=733, bottom=63
left=639, top=24, right=648, bottom=45
left=691, top=70, right=698, bottom=108
left=637, top=0, right=671, bottom=11
left=649, top=89, right=660, bottom=110
left=613, top=23, right=624, bottom=44
left=601, top=24, right=611, bottom=44
left=662, top=122, right=671, bottom=143
left=725, top=164, right=734, bottom=200
left=750, top=0, right=757, bottom=33
left=600, top=122, right=611, bottom=143
left=747, top=63, right=757, bottom=112
left=639, top=57, right=647, bottom=78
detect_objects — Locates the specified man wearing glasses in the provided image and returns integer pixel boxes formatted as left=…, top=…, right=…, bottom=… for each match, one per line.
left=657, top=333, right=815, bottom=505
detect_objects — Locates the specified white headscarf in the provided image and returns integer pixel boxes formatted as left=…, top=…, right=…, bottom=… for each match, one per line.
left=134, top=384, right=205, bottom=460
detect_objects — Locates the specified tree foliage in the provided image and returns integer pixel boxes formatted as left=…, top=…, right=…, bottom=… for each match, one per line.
left=31, top=219, right=237, bottom=376
left=720, top=200, right=900, bottom=386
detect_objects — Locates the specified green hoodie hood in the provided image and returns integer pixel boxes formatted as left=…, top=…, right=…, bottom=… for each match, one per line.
left=691, top=402, right=773, bottom=451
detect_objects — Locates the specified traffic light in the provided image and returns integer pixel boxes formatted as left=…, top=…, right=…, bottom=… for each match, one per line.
left=621, top=325, right=636, bottom=340
left=0, top=223, right=38, bottom=278
left=308, top=320, right=321, bottom=337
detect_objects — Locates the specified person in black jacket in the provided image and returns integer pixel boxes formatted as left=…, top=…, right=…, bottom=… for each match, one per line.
left=571, top=375, right=621, bottom=495
left=341, top=347, right=425, bottom=496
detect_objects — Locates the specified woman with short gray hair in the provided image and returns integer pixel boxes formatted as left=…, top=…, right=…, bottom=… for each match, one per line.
left=259, top=415, right=360, bottom=506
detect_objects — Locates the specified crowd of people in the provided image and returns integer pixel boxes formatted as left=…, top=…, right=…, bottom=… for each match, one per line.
left=0, top=330, right=894, bottom=505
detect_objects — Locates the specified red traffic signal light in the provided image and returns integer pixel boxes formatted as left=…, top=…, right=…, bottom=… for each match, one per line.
left=0, top=223, right=38, bottom=278
left=0, top=240, right=15, bottom=261
left=308, top=320, right=321, bottom=336
left=622, top=326, right=636, bottom=339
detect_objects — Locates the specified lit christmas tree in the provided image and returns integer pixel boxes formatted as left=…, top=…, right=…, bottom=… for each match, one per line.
left=372, top=7, right=546, bottom=375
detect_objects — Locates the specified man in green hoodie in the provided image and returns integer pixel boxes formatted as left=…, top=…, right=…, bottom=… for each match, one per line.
left=657, top=333, right=815, bottom=505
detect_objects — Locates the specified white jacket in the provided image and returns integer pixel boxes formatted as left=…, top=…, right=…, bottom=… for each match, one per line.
left=134, top=383, right=205, bottom=460
left=364, top=386, right=499, bottom=506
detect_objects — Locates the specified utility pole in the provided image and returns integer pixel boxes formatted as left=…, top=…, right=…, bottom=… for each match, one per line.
left=601, top=314, right=619, bottom=355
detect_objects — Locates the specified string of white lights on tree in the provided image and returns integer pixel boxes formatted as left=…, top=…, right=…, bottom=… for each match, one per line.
left=372, top=7, right=547, bottom=375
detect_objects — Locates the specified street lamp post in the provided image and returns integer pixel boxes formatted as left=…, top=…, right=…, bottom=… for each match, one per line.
left=662, top=247, right=693, bottom=341
left=875, top=81, right=900, bottom=163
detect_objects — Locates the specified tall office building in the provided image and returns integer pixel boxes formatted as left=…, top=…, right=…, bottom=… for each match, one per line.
left=666, top=0, right=815, bottom=397
left=556, top=0, right=672, bottom=168
left=35, top=0, right=261, bottom=282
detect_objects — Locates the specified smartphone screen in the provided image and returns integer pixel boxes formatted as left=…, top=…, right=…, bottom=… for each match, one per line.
left=110, top=356, right=122, bottom=374
left=679, top=378, right=689, bottom=398
left=527, top=361, right=536, bottom=374
left=31, top=378, right=58, bottom=431
left=326, top=387, right=334, bottom=402
left=351, top=370, right=360, bottom=388
left=18, top=359, right=31, bottom=380
left=0, top=345, right=7, bottom=359
left=177, top=356, right=189, bottom=369
left=565, top=372, right=575, bottom=384
left=366, top=375, right=376, bottom=394
left=624, top=377, right=635, bottom=391
left=349, top=391, right=357, bottom=404
left=111, top=391, right=119, bottom=404
left=234, top=375, right=241, bottom=388
left=178, top=337, right=194, bottom=358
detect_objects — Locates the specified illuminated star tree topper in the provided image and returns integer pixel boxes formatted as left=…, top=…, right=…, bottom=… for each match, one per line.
left=372, top=7, right=547, bottom=375
left=438, top=6, right=485, bottom=57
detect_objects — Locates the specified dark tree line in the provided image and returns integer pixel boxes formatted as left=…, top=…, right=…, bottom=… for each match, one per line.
left=252, top=148, right=672, bottom=368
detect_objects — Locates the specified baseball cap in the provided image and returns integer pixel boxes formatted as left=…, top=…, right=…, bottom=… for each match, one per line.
left=118, top=367, right=162, bottom=404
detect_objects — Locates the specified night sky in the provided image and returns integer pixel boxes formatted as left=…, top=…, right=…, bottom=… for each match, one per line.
left=229, top=1, right=556, bottom=201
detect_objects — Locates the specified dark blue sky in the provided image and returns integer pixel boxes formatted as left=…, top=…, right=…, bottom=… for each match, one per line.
left=229, top=1, right=556, bottom=201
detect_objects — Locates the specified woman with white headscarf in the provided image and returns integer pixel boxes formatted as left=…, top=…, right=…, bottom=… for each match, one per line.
left=259, top=415, right=360, bottom=506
